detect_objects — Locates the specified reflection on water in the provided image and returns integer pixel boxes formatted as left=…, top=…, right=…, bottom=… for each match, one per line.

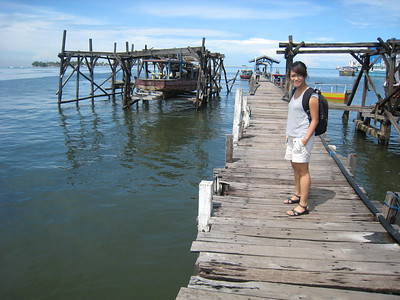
left=0, top=67, right=238, bottom=299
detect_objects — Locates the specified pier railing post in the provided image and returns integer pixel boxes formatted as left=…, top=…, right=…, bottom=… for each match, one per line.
left=225, top=134, right=233, bottom=164
left=382, top=191, right=400, bottom=224
left=198, top=180, right=213, bottom=232
left=242, top=95, right=250, bottom=131
left=232, top=88, right=243, bottom=143
left=347, top=153, right=358, bottom=176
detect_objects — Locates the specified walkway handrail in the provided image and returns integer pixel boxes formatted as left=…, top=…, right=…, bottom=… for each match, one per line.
left=320, top=135, right=400, bottom=243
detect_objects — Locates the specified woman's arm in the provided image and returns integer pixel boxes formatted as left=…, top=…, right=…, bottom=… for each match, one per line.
left=302, top=96, right=319, bottom=145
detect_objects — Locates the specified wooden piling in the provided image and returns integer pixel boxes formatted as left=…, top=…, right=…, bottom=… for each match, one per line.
left=232, top=88, right=243, bottom=143
left=57, top=30, right=67, bottom=106
left=383, top=192, right=400, bottom=224
left=347, top=153, right=358, bottom=176
left=225, top=134, right=233, bottom=164
left=198, top=180, right=213, bottom=232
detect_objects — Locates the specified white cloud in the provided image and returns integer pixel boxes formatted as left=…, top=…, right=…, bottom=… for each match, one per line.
left=339, top=0, right=400, bottom=26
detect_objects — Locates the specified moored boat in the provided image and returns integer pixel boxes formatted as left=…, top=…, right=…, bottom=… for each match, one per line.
left=339, top=67, right=357, bottom=76
left=240, top=69, right=253, bottom=79
left=135, top=58, right=199, bottom=98
left=355, top=60, right=386, bottom=77
left=338, top=61, right=360, bottom=77
left=311, top=83, right=352, bottom=104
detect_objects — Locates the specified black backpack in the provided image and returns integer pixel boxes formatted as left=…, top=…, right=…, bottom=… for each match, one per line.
left=292, top=87, right=328, bottom=136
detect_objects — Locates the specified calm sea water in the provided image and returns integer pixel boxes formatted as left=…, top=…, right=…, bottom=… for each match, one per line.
left=0, top=66, right=399, bottom=299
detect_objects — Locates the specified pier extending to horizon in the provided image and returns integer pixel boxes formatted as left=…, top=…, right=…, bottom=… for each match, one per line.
left=176, top=79, right=400, bottom=299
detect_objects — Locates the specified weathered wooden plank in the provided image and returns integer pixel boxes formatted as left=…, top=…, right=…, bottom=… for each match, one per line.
left=208, top=216, right=388, bottom=232
left=176, top=287, right=264, bottom=300
left=200, top=224, right=395, bottom=244
left=196, top=252, right=400, bottom=276
left=191, top=240, right=400, bottom=263
left=213, top=200, right=373, bottom=212
left=196, top=262, right=400, bottom=294
left=184, top=276, right=400, bottom=300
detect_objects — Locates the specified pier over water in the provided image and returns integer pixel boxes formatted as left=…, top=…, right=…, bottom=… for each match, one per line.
left=177, top=79, right=400, bottom=299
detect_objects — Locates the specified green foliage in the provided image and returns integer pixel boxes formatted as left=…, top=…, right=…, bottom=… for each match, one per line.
left=32, top=61, right=60, bottom=67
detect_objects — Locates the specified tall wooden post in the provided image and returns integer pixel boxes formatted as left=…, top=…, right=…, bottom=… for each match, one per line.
left=217, top=57, right=223, bottom=95
left=361, top=55, right=370, bottom=108
left=379, top=121, right=391, bottom=146
left=122, top=59, right=132, bottom=108
left=207, top=57, right=212, bottom=99
left=284, top=35, right=294, bottom=98
left=58, top=30, right=67, bottom=106
left=111, top=43, right=117, bottom=100
left=195, top=38, right=206, bottom=109
left=388, top=43, right=396, bottom=98
left=343, top=65, right=363, bottom=120
left=76, top=56, right=80, bottom=106
left=89, top=39, right=95, bottom=105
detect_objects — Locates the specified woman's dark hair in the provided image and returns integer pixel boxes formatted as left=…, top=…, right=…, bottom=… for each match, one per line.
left=290, top=61, right=308, bottom=78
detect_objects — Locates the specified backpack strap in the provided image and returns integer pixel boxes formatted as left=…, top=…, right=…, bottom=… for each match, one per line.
left=291, top=87, right=297, bottom=100
left=302, top=87, right=315, bottom=113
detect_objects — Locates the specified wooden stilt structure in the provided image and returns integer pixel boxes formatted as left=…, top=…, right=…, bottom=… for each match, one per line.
left=278, top=35, right=400, bottom=145
left=57, top=30, right=225, bottom=110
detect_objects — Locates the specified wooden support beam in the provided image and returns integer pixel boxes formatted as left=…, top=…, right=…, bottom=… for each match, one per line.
left=279, top=42, right=381, bottom=48
left=277, top=49, right=377, bottom=54
left=61, top=47, right=204, bottom=60
left=354, top=119, right=391, bottom=145
left=360, top=55, right=370, bottom=121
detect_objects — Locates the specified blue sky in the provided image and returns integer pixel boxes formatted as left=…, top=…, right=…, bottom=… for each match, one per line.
left=0, top=0, right=399, bottom=68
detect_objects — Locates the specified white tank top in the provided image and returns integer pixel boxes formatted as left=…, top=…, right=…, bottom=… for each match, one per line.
left=286, top=88, right=316, bottom=138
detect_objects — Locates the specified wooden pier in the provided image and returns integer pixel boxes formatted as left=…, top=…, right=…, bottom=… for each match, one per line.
left=57, top=30, right=226, bottom=109
left=176, top=80, right=400, bottom=299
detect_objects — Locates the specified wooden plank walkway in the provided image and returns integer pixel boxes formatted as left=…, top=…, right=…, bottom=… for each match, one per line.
left=176, top=80, right=400, bottom=299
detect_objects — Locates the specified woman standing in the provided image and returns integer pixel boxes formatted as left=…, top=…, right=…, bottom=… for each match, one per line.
left=284, top=61, right=319, bottom=216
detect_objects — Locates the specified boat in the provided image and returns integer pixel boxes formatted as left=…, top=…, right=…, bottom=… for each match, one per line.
left=311, top=83, right=352, bottom=104
left=355, top=60, right=386, bottom=77
left=339, top=67, right=357, bottom=76
left=135, top=58, right=199, bottom=98
left=338, top=61, right=360, bottom=76
left=240, top=69, right=253, bottom=79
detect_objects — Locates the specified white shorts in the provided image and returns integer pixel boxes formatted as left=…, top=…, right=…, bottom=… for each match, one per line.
left=285, top=136, right=315, bottom=163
